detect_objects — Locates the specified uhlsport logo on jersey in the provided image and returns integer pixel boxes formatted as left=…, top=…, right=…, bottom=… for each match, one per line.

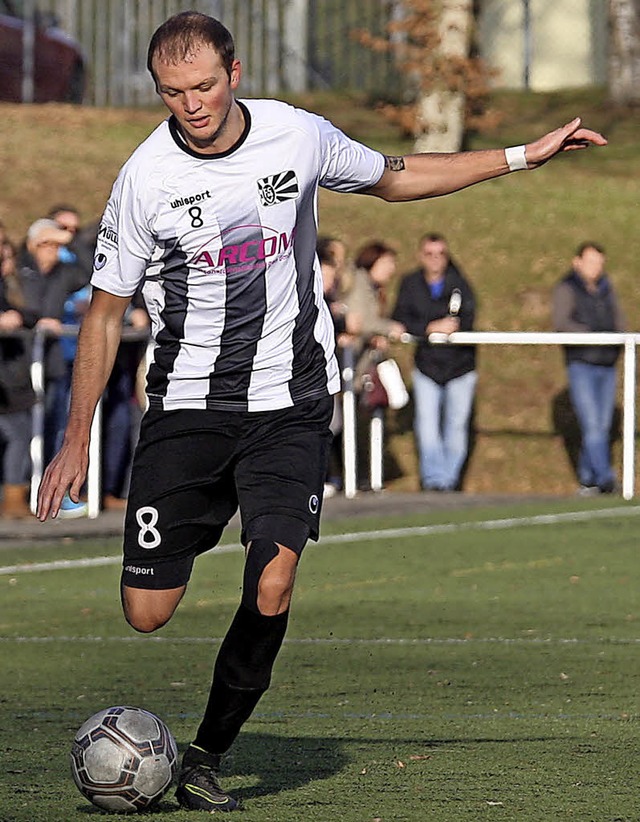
left=257, top=170, right=299, bottom=207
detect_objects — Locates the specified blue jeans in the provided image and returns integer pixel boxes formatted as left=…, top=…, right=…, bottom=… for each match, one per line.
left=412, top=369, right=477, bottom=490
left=567, top=361, right=617, bottom=487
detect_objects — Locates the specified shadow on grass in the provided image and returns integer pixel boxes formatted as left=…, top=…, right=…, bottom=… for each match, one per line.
left=73, top=729, right=577, bottom=815
left=552, top=387, right=622, bottom=481
left=202, top=730, right=576, bottom=804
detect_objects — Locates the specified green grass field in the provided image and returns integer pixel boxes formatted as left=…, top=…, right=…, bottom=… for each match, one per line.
left=1, top=498, right=639, bottom=821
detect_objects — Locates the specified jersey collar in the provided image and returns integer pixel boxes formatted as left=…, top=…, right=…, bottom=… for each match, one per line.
left=168, top=101, right=251, bottom=159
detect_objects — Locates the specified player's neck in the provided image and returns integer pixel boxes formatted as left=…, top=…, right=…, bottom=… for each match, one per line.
left=179, top=99, right=246, bottom=156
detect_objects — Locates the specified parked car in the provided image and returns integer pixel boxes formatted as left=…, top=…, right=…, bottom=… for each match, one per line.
left=0, top=0, right=86, bottom=102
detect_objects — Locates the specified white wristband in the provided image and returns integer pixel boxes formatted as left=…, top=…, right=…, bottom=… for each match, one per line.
left=505, top=145, right=528, bottom=171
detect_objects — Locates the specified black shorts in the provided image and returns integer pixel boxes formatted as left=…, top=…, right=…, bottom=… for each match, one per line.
left=121, top=397, right=333, bottom=590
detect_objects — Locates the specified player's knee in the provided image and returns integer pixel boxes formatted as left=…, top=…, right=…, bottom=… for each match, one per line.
left=242, top=538, right=298, bottom=616
left=121, top=585, right=184, bottom=633
left=123, top=606, right=170, bottom=634
left=256, top=561, right=296, bottom=616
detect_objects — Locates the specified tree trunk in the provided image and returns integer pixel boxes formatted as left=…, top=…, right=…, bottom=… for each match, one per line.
left=609, top=0, right=640, bottom=105
left=414, top=0, right=473, bottom=153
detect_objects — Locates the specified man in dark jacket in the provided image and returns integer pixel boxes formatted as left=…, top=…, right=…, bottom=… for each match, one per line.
left=392, top=233, right=476, bottom=491
left=0, top=271, right=36, bottom=517
left=552, top=241, right=624, bottom=494
left=18, top=219, right=89, bottom=468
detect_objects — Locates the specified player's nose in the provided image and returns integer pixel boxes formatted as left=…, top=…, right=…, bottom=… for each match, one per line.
left=182, top=92, right=202, bottom=113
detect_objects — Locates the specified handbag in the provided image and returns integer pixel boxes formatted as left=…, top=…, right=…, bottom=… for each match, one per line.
left=360, top=357, right=409, bottom=411
left=360, top=362, right=389, bottom=410
left=376, top=358, right=409, bottom=410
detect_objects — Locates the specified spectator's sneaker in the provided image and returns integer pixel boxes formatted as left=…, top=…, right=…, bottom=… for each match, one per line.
left=58, top=494, right=88, bottom=519
left=176, top=745, right=239, bottom=812
left=323, top=482, right=338, bottom=499
left=577, top=484, right=600, bottom=497
left=598, top=479, right=617, bottom=494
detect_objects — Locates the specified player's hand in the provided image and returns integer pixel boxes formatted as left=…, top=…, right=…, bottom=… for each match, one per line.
left=525, top=118, right=607, bottom=168
left=36, top=441, right=88, bottom=521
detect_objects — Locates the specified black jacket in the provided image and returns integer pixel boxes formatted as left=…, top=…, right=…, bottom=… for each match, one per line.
left=0, top=279, right=35, bottom=414
left=18, top=255, right=89, bottom=380
left=392, top=263, right=476, bottom=385
left=552, top=271, right=624, bottom=367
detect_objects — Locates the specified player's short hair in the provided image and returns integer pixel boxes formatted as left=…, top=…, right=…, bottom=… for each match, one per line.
left=575, top=241, right=605, bottom=257
left=147, top=12, right=235, bottom=80
left=354, top=241, right=396, bottom=273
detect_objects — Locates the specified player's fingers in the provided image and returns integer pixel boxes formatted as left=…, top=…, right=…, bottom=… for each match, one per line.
left=46, top=486, right=67, bottom=520
left=570, top=127, right=608, bottom=146
left=36, top=472, right=56, bottom=521
left=37, top=463, right=70, bottom=520
left=68, top=474, right=84, bottom=504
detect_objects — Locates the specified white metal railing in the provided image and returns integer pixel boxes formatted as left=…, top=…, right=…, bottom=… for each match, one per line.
left=22, top=329, right=640, bottom=517
left=28, top=326, right=150, bottom=519
left=341, top=332, right=640, bottom=501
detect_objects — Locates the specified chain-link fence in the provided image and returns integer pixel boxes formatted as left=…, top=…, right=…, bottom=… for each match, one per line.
left=42, top=0, right=399, bottom=106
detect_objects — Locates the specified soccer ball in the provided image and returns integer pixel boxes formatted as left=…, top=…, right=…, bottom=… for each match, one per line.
left=70, top=705, right=178, bottom=812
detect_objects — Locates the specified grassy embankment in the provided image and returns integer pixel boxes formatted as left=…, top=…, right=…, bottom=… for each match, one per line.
left=0, top=89, right=637, bottom=494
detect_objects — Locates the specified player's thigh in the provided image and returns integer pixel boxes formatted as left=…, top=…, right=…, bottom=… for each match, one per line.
left=236, top=397, right=333, bottom=550
left=122, top=409, right=239, bottom=590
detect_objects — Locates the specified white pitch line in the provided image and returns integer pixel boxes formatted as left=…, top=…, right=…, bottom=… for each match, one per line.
left=1, top=504, right=639, bottom=577
left=0, top=540, right=243, bottom=576
left=0, top=635, right=639, bottom=646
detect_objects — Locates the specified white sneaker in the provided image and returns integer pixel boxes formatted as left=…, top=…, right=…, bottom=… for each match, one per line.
left=323, top=482, right=338, bottom=499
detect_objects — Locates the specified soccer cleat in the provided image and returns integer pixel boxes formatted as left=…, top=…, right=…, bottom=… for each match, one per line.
left=175, top=745, right=239, bottom=813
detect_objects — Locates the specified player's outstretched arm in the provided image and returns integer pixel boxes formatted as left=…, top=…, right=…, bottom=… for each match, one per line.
left=367, top=117, right=607, bottom=202
left=37, top=289, right=131, bottom=521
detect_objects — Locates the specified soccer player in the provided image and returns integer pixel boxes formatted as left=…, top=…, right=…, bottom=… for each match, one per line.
left=37, top=11, right=606, bottom=813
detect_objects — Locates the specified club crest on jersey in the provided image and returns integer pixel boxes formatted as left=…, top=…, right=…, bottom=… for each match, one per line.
left=257, top=170, right=299, bottom=207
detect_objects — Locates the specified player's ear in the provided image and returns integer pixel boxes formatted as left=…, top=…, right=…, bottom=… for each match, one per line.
left=229, top=59, right=242, bottom=90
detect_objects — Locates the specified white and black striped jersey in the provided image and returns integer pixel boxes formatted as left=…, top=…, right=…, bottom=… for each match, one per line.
left=91, top=98, right=385, bottom=412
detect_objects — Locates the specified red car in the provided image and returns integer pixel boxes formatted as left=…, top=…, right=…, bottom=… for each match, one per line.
left=0, top=0, right=86, bottom=103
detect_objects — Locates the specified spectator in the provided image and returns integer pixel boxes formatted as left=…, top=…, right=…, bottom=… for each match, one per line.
left=317, top=239, right=360, bottom=497
left=344, top=240, right=404, bottom=373
left=0, top=239, right=25, bottom=311
left=18, top=219, right=89, bottom=507
left=0, top=263, right=36, bottom=518
left=52, top=217, right=96, bottom=470
left=56, top=283, right=92, bottom=448
left=552, top=242, right=624, bottom=495
left=342, top=241, right=404, bottom=489
left=317, top=235, right=353, bottom=297
left=392, top=233, right=477, bottom=492
left=48, top=205, right=95, bottom=276
left=102, top=292, right=150, bottom=510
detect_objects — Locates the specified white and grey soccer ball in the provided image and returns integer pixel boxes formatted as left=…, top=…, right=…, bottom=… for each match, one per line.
left=70, top=705, right=178, bottom=812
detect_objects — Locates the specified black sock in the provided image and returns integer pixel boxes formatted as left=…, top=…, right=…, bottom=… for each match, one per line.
left=194, top=604, right=289, bottom=755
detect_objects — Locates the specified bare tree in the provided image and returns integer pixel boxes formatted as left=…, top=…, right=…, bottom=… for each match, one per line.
left=355, top=0, right=495, bottom=153
left=609, top=0, right=640, bottom=105
left=415, top=0, right=474, bottom=152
